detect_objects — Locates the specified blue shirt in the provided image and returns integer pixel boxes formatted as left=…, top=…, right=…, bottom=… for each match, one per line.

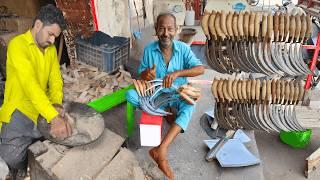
left=138, top=40, right=202, bottom=88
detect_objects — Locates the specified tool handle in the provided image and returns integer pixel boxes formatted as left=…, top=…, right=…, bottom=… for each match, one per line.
left=295, top=15, right=302, bottom=42
left=221, top=10, right=228, bottom=37
left=247, top=79, right=252, bottom=100
left=232, top=13, right=239, bottom=38
left=256, top=79, right=261, bottom=101
left=243, top=11, right=250, bottom=39
left=284, top=81, right=290, bottom=104
left=294, top=81, right=300, bottom=104
left=276, top=80, right=281, bottom=104
left=280, top=80, right=285, bottom=104
left=267, top=13, right=273, bottom=41
left=237, top=80, right=243, bottom=101
left=208, top=10, right=217, bottom=41
left=300, top=14, right=307, bottom=43
left=298, top=80, right=305, bottom=102
left=211, top=78, right=219, bottom=102
left=305, top=15, right=312, bottom=42
left=232, top=80, right=239, bottom=100
left=201, top=10, right=211, bottom=40
left=273, top=12, right=279, bottom=42
left=249, top=12, right=255, bottom=38
left=251, top=79, right=256, bottom=100
left=279, top=13, right=285, bottom=41
left=226, top=12, right=234, bottom=38
left=284, top=13, right=290, bottom=42
left=223, top=80, right=232, bottom=102
left=271, top=79, right=276, bottom=103
left=132, top=79, right=142, bottom=97
left=238, top=12, right=245, bottom=38
left=217, top=79, right=224, bottom=102
left=289, top=15, right=296, bottom=42
left=261, top=14, right=267, bottom=39
left=261, top=80, right=266, bottom=102
left=227, top=78, right=234, bottom=99
left=242, top=80, right=247, bottom=100
left=215, top=12, right=226, bottom=41
left=254, top=12, right=261, bottom=40
left=266, top=80, right=271, bottom=103
left=289, top=81, right=295, bottom=104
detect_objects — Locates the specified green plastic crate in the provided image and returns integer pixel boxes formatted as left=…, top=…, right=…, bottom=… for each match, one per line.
left=280, top=129, right=312, bottom=149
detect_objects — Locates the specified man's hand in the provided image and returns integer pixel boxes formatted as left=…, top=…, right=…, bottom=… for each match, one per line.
left=163, top=71, right=179, bottom=88
left=53, top=104, right=65, bottom=117
left=141, top=64, right=156, bottom=81
left=50, top=114, right=72, bottom=140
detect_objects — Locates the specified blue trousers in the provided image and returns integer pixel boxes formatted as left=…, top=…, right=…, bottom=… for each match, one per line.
left=126, top=89, right=195, bottom=131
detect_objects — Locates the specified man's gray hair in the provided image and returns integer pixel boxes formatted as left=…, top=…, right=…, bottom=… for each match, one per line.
left=156, top=12, right=177, bottom=27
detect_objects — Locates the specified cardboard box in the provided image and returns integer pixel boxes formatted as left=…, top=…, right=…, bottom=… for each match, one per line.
left=139, top=112, right=163, bottom=147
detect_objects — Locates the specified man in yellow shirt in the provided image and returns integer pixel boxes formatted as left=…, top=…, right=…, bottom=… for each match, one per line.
left=0, top=4, right=72, bottom=178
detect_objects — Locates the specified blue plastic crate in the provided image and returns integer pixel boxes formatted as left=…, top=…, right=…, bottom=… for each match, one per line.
left=75, top=31, right=130, bottom=74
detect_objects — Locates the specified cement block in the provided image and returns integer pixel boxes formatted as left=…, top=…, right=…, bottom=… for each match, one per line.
left=51, top=129, right=124, bottom=180
left=95, top=147, right=144, bottom=180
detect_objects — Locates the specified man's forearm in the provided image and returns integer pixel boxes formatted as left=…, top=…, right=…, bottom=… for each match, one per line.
left=175, top=65, right=204, bottom=78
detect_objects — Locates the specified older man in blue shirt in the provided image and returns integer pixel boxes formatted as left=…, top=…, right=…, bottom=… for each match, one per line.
left=126, top=13, right=204, bottom=179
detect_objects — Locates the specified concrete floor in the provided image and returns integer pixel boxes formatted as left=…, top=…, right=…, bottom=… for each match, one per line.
left=102, top=67, right=320, bottom=180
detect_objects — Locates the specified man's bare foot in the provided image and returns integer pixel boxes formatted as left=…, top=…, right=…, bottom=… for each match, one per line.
left=149, top=147, right=174, bottom=179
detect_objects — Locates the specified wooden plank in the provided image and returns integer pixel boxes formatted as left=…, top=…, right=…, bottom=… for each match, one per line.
left=305, top=147, right=320, bottom=178
left=51, top=129, right=125, bottom=179
left=295, top=106, right=320, bottom=128
left=95, top=148, right=144, bottom=180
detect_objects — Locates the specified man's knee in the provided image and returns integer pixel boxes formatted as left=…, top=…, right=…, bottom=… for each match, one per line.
left=126, top=89, right=140, bottom=107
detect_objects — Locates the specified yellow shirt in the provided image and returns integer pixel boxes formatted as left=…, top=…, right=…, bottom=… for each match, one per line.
left=0, top=30, right=63, bottom=127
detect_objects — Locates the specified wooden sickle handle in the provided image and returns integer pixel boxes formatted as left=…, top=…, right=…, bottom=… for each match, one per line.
left=273, top=12, right=280, bottom=42
left=217, top=79, right=224, bottom=102
left=226, top=12, right=234, bottom=39
left=261, top=14, right=268, bottom=40
left=276, top=80, right=281, bottom=104
left=237, top=80, right=243, bottom=101
left=246, top=79, right=252, bottom=101
left=284, top=13, right=290, bottom=41
left=215, top=12, right=226, bottom=40
left=300, top=14, right=307, bottom=43
left=251, top=79, right=257, bottom=101
left=249, top=12, right=255, bottom=38
left=227, top=78, right=234, bottom=100
left=232, top=13, right=239, bottom=39
left=232, top=79, right=239, bottom=101
left=211, top=78, right=219, bottom=102
left=201, top=10, right=211, bottom=40
left=243, top=11, right=250, bottom=39
left=238, top=12, right=245, bottom=38
left=254, top=12, right=261, bottom=40
left=208, top=10, right=217, bottom=41
left=255, top=79, right=261, bottom=102
left=266, top=80, right=271, bottom=103
left=221, top=10, right=228, bottom=37
left=267, top=13, right=273, bottom=41
left=279, top=13, right=285, bottom=41
left=289, top=15, right=296, bottom=42
left=261, top=80, right=267, bottom=103
left=242, top=80, right=247, bottom=101
left=223, top=80, right=232, bottom=102
left=271, top=79, right=276, bottom=103
left=295, top=14, right=302, bottom=42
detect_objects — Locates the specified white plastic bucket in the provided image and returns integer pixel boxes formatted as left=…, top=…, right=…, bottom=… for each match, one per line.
left=185, top=10, right=195, bottom=26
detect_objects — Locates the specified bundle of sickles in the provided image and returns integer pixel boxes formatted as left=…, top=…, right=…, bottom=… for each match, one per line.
left=132, top=79, right=201, bottom=116
left=211, top=78, right=306, bottom=132
left=202, top=10, right=312, bottom=76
